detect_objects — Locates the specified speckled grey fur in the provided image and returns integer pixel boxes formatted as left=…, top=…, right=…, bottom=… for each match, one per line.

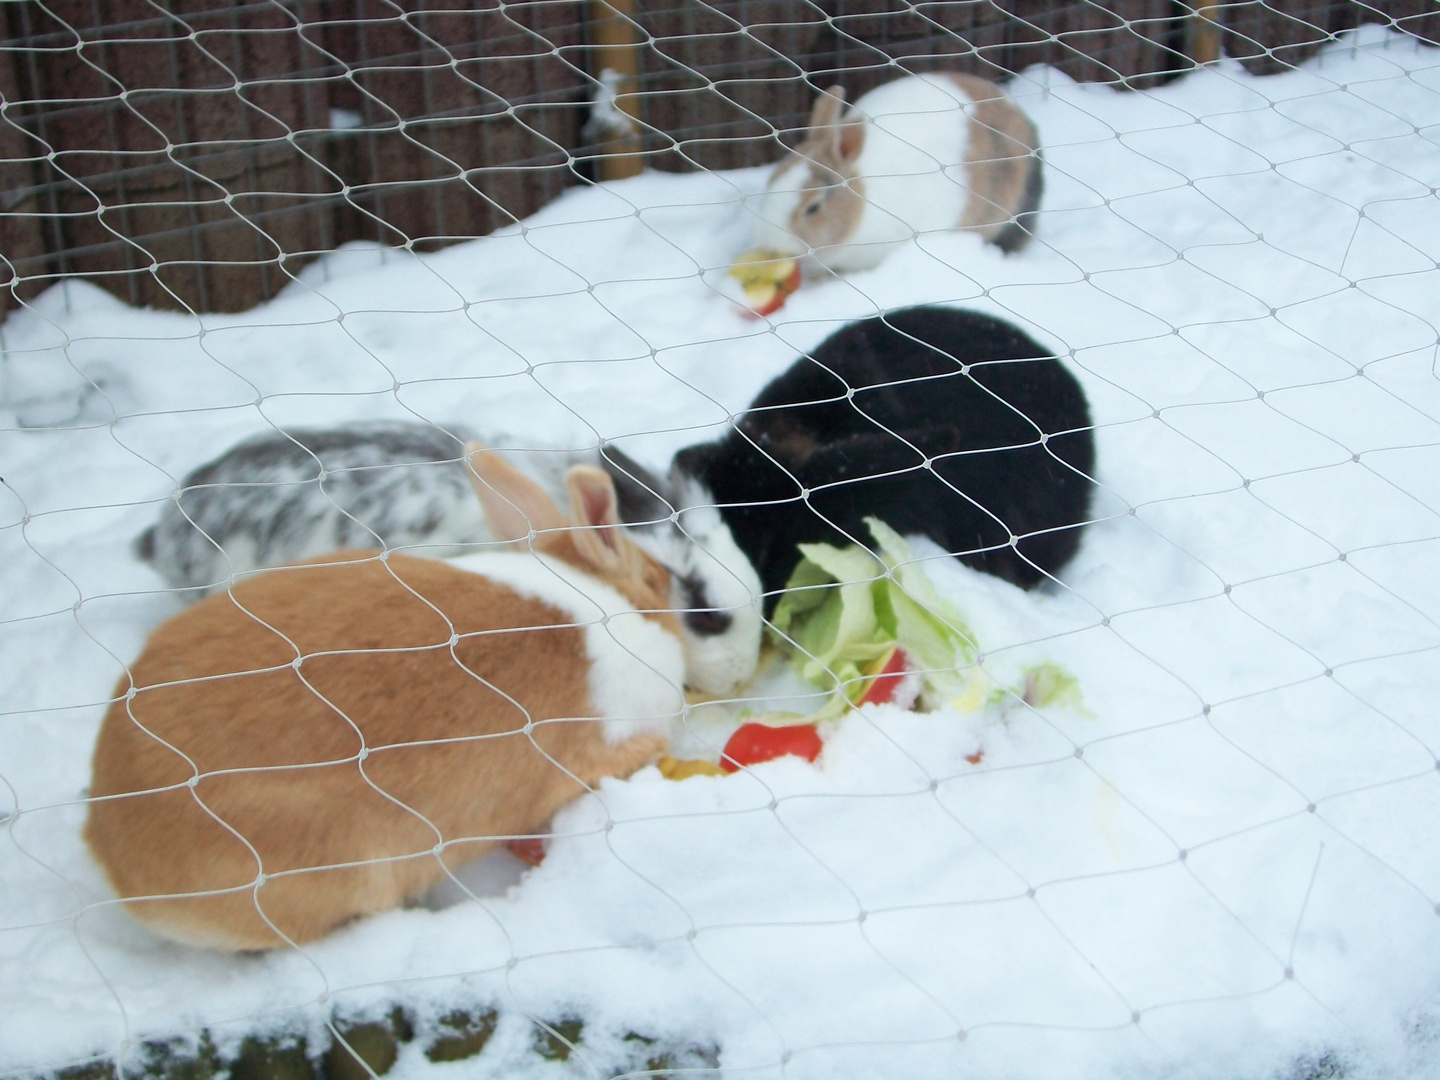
left=136, top=422, right=497, bottom=593
left=135, top=421, right=764, bottom=695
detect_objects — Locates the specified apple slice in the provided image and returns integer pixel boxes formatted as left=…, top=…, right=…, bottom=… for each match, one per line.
left=730, top=248, right=801, bottom=316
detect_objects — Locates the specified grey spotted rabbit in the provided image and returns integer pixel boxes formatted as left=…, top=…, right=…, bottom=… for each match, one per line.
left=135, top=422, right=761, bottom=695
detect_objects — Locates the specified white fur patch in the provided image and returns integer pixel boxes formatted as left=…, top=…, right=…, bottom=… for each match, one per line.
left=668, top=488, right=764, bottom=694
left=749, top=158, right=811, bottom=258
left=750, top=74, right=979, bottom=274
left=442, top=550, right=686, bottom=743
left=844, top=74, right=973, bottom=249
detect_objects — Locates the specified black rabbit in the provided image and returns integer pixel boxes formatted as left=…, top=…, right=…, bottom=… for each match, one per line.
left=670, top=306, right=1096, bottom=605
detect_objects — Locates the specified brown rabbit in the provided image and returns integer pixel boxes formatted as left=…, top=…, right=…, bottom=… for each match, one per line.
left=751, top=73, right=1042, bottom=273
left=84, top=452, right=684, bottom=951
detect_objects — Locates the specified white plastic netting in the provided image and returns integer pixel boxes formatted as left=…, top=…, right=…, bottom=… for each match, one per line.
left=2, top=6, right=1439, bottom=1080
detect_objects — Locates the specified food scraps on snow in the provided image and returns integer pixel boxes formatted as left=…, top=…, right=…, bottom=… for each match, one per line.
left=657, top=718, right=823, bottom=780
left=719, top=718, right=824, bottom=772
left=769, top=518, right=1084, bottom=718
left=658, top=518, right=1084, bottom=785
left=854, top=643, right=913, bottom=707
left=504, top=837, right=548, bottom=866
left=658, top=755, right=726, bottom=780
left=729, top=248, right=801, bottom=315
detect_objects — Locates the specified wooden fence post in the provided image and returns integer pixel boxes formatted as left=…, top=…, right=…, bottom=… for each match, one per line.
left=588, top=0, right=644, bottom=180
left=1191, top=2, right=1223, bottom=65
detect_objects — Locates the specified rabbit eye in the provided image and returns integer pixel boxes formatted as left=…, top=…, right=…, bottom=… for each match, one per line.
left=804, top=198, right=823, bottom=216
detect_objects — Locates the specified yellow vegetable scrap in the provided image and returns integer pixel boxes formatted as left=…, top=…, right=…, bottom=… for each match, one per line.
left=658, top=755, right=727, bottom=781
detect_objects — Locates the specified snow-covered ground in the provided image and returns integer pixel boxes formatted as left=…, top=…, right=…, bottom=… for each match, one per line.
left=3, top=25, right=1438, bottom=1080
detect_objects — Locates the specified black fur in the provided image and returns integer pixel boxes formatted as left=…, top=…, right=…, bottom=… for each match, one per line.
left=598, top=445, right=736, bottom=638
left=599, top=445, right=674, bottom=528
left=993, top=148, right=1045, bottom=255
left=672, top=306, right=1096, bottom=606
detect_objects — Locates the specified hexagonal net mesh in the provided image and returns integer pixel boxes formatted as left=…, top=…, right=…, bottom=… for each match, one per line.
left=1, top=4, right=1438, bottom=1080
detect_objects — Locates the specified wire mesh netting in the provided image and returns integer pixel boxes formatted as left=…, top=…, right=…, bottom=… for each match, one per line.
left=2, top=3, right=1439, bottom=1080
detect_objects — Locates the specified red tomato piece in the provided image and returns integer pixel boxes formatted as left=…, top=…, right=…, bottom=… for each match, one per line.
left=720, top=721, right=823, bottom=773
left=856, top=645, right=911, bottom=706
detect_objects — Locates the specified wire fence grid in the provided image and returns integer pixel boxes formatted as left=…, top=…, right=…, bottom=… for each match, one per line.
left=1, top=0, right=1437, bottom=315
left=2, top=3, right=1439, bottom=1080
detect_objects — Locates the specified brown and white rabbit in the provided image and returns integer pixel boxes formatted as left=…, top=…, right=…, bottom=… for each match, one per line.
left=751, top=73, right=1042, bottom=273
left=134, top=422, right=762, bottom=697
left=84, top=452, right=684, bottom=951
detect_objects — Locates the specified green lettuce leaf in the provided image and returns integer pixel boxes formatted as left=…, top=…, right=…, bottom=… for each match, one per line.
left=769, top=518, right=1084, bottom=717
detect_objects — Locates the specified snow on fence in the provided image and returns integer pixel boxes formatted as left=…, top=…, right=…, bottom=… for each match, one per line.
left=2, top=3, right=1440, bottom=1080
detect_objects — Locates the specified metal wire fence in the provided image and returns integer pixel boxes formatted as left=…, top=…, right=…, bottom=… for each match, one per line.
left=2, top=1, right=1435, bottom=314
left=2, top=5, right=1439, bottom=1080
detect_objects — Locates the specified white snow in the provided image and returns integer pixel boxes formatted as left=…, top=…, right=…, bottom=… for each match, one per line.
left=2, top=27, right=1438, bottom=1080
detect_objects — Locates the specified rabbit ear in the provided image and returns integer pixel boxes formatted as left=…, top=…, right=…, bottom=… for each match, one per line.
left=466, top=445, right=567, bottom=543
left=808, top=85, right=846, bottom=131
left=564, top=465, right=629, bottom=571
left=805, top=86, right=864, bottom=168
left=566, top=464, right=622, bottom=529
left=836, top=112, right=865, bottom=164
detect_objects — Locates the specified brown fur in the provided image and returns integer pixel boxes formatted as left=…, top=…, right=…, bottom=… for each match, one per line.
left=947, top=74, right=1042, bottom=251
left=756, top=418, right=824, bottom=469
left=84, top=458, right=678, bottom=950
left=784, top=89, right=869, bottom=249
